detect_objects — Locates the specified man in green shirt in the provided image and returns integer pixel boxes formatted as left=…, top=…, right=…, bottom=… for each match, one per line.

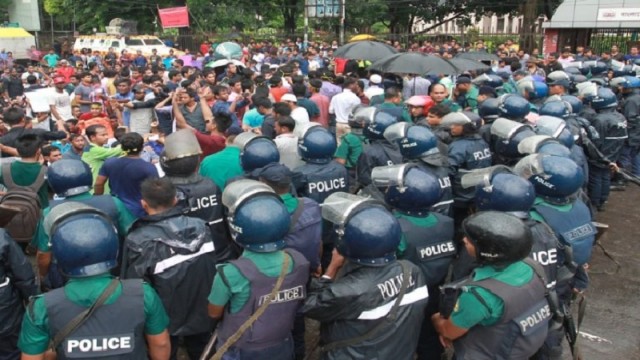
left=198, top=133, right=243, bottom=190
left=334, top=114, right=366, bottom=191
left=0, top=134, right=49, bottom=208
left=432, top=212, right=550, bottom=359
left=81, top=124, right=123, bottom=194
left=375, top=87, right=412, bottom=123
left=18, top=205, right=170, bottom=359
left=452, top=77, right=479, bottom=112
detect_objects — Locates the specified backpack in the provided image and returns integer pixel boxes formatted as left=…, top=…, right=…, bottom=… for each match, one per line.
left=0, top=165, right=46, bottom=243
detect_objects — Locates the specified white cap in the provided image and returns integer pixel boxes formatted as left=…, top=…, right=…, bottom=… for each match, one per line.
left=370, top=74, right=382, bottom=84
left=281, top=93, right=297, bottom=103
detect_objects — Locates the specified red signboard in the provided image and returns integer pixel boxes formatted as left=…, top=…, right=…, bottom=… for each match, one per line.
left=543, top=29, right=558, bottom=55
left=158, top=6, right=190, bottom=29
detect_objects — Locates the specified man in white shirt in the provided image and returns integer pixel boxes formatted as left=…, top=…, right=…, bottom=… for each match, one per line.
left=364, top=74, right=384, bottom=100
left=274, top=116, right=304, bottom=170
left=282, top=93, right=310, bottom=137
left=329, top=78, right=360, bottom=144
left=49, top=76, right=73, bottom=128
left=403, top=74, right=431, bottom=99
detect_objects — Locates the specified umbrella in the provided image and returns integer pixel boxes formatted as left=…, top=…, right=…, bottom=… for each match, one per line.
left=448, top=58, right=490, bottom=73
left=456, top=51, right=499, bottom=62
left=205, top=59, right=245, bottom=69
left=370, top=52, right=459, bottom=75
left=213, top=41, right=242, bottom=61
left=334, top=41, right=398, bottom=62
left=349, top=34, right=377, bottom=42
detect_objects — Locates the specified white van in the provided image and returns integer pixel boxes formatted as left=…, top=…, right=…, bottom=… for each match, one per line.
left=73, top=35, right=182, bottom=57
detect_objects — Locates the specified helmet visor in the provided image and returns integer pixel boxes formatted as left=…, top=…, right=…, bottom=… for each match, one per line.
left=490, top=118, right=525, bottom=141
left=164, top=129, right=202, bottom=160
left=321, top=192, right=378, bottom=226
left=222, top=179, right=275, bottom=214
left=513, top=154, right=546, bottom=179
left=383, top=122, right=411, bottom=143
left=576, top=82, right=597, bottom=98
left=234, top=132, right=260, bottom=151
left=44, top=202, right=108, bottom=236
left=461, top=165, right=512, bottom=189
left=371, top=164, right=411, bottom=189
left=536, top=116, right=567, bottom=138
left=517, top=135, right=554, bottom=155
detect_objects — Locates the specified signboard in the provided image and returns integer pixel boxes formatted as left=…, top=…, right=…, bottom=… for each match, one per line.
left=158, top=6, right=190, bottom=29
left=543, top=29, right=558, bottom=55
left=597, top=8, right=640, bottom=22
left=8, top=0, right=41, bottom=31
left=306, top=0, right=343, bottom=18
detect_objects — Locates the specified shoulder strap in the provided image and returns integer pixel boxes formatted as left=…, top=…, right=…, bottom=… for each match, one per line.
left=50, top=278, right=120, bottom=351
left=27, top=166, right=47, bottom=192
left=211, top=252, right=291, bottom=360
left=522, top=257, right=549, bottom=296
left=2, top=165, right=16, bottom=189
left=288, top=198, right=305, bottom=233
left=320, top=261, right=411, bottom=354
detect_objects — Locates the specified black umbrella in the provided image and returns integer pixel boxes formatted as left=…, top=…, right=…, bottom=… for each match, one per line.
left=369, top=52, right=459, bottom=75
left=334, top=41, right=398, bottom=62
left=449, top=58, right=490, bottom=73
left=456, top=51, right=499, bottom=62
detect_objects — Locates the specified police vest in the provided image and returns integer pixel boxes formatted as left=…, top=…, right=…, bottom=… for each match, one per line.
left=45, top=279, right=147, bottom=359
left=50, top=196, right=119, bottom=229
left=396, top=213, right=455, bottom=288
left=295, top=162, right=349, bottom=203
left=525, top=219, right=559, bottom=290
left=217, top=250, right=310, bottom=351
left=453, top=261, right=550, bottom=360
left=170, top=175, right=235, bottom=262
left=284, top=198, right=322, bottom=271
left=449, top=136, right=492, bottom=205
left=415, top=162, right=453, bottom=216
left=533, top=200, right=596, bottom=265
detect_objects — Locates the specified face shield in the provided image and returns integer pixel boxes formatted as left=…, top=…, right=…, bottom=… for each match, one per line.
left=513, top=154, right=547, bottom=180
left=44, top=202, right=110, bottom=237
left=576, top=81, right=598, bottom=99
left=460, top=165, right=513, bottom=189
left=517, top=135, right=555, bottom=155
left=564, top=61, right=583, bottom=69
left=163, top=129, right=202, bottom=161
left=371, top=164, right=412, bottom=192
left=544, top=95, right=563, bottom=104
left=472, top=73, right=491, bottom=86
left=610, top=59, right=625, bottom=71
left=295, top=122, right=322, bottom=139
left=490, top=117, right=527, bottom=141
left=221, top=179, right=276, bottom=215
left=383, top=122, right=411, bottom=143
left=516, top=77, right=535, bottom=94
left=234, top=132, right=260, bottom=151
left=440, top=112, right=474, bottom=127
left=321, top=192, right=379, bottom=234
left=536, top=116, right=567, bottom=139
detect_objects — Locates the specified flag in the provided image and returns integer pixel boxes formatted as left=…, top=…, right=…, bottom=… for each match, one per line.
left=158, top=6, right=190, bottom=29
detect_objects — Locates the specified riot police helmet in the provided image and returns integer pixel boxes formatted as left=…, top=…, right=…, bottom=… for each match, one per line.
left=491, top=117, right=537, bottom=159
left=372, top=164, right=442, bottom=214
left=47, top=159, right=93, bottom=197
left=514, top=154, right=584, bottom=203
left=539, top=100, right=571, bottom=119
left=535, top=115, right=574, bottom=148
left=560, top=95, right=583, bottom=115
left=462, top=211, right=533, bottom=267
left=298, top=124, right=337, bottom=164
left=462, top=166, right=535, bottom=216
left=348, top=105, right=375, bottom=129
left=364, top=110, right=398, bottom=140
left=222, top=179, right=290, bottom=252
left=159, top=129, right=203, bottom=176
left=497, top=94, right=530, bottom=120
left=236, top=132, right=280, bottom=172
left=589, top=87, right=618, bottom=110
left=478, top=98, right=501, bottom=122
left=472, top=73, right=503, bottom=88
left=388, top=123, right=441, bottom=165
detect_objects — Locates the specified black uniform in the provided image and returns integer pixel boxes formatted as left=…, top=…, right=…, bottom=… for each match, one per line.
left=356, top=140, right=403, bottom=189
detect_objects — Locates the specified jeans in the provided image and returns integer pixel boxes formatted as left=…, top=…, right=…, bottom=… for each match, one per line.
left=170, top=332, right=211, bottom=360
left=619, top=145, right=640, bottom=176
left=588, top=165, right=610, bottom=208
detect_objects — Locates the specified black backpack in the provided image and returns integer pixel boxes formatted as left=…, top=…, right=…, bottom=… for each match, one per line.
left=0, top=165, right=46, bottom=243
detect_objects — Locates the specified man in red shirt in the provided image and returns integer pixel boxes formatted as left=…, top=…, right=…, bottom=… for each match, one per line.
left=54, top=60, right=75, bottom=82
left=309, top=79, right=330, bottom=128
left=193, top=112, right=235, bottom=157
left=269, top=75, right=289, bottom=102
left=77, top=102, right=115, bottom=138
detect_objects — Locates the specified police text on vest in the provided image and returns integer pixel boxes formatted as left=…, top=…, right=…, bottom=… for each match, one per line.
left=66, top=336, right=132, bottom=354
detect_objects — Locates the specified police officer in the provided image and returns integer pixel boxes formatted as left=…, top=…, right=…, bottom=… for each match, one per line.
left=478, top=97, right=501, bottom=146
left=302, top=192, right=429, bottom=360
left=253, top=163, right=322, bottom=359
left=293, top=124, right=348, bottom=204
left=516, top=76, right=548, bottom=111
left=372, top=164, right=454, bottom=360
left=34, top=159, right=136, bottom=289
left=585, top=87, right=628, bottom=210
left=160, top=129, right=236, bottom=262
left=490, top=117, right=537, bottom=165
left=611, top=76, right=640, bottom=176
left=440, top=111, right=492, bottom=227
left=208, top=180, right=309, bottom=359
left=432, top=211, right=551, bottom=360
left=386, top=123, right=453, bottom=215
left=0, top=229, right=38, bottom=360
left=496, top=93, right=531, bottom=123
left=236, top=131, right=281, bottom=174
left=355, top=109, right=402, bottom=193
left=18, top=204, right=170, bottom=359
left=123, top=178, right=217, bottom=360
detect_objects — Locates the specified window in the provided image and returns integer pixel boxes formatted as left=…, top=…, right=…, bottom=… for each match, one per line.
left=143, top=38, right=164, bottom=46
left=497, top=17, right=505, bottom=33
left=112, top=41, right=120, bottom=48
left=126, top=39, right=144, bottom=46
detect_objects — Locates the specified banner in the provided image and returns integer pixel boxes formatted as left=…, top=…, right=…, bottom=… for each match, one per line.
left=597, top=8, right=640, bottom=22
left=158, top=6, right=190, bottom=29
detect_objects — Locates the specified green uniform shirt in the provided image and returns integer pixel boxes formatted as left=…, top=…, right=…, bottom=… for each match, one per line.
left=35, top=193, right=136, bottom=253
left=280, top=193, right=299, bottom=213
left=199, top=146, right=243, bottom=190
left=441, top=99, right=461, bottom=112
left=208, top=250, right=295, bottom=313
left=334, top=132, right=365, bottom=169
left=81, top=144, right=123, bottom=194
left=465, top=85, right=480, bottom=112
left=450, top=261, right=533, bottom=329
left=0, top=161, right=50, bottom=208
left=18, top=274, right=169, bottom=355
left=529, top=197, right=572, bottom=223
left=378, top=102, right=412, bottom=123
left=394, top=211, right=438, bottom=257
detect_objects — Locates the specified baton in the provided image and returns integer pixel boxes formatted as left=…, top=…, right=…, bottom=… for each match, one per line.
left=617, top=168, right=640, bottom=186
left=199, top=331, right=218, bottom=360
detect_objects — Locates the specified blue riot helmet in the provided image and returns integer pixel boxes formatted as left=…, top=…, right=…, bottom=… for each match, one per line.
left=610, top=75, right=640, bottom=90
left=462, top=211, right=533, bottom=266
left=47, top=159, right=93, bottom=197
left=45, top=203, right=118, bottom=277
left=497, top=94, right=530, bottom=120
left=589, top=87, right=618, bottom=110
left=518, top=135, right=571, bottom=158
left=478, top=98, right=501, bottom=122
left=591, top=62, right=608, bottom=75
left=222, top=179, right=290, bottom=252
left=298, top=123, right=337, bottom=164
left=472, top=73, right=503, bottom=88
left=235, top=132, right=280, bottom=172
left=533, top=81, right=549, bottom=99
left=386, top=123, right=441, bottom=165
left=576, top=81, right=598, bottom=104
left=547, top=70, right=571, bottom=83
left=491, top=117, right=536, bottom=159
left=364, top=110, right=398, bottom=140
left=536, top=115, right=574, bottom=148
left=516, top=77, right=535, bottom=98
left=514, top=154, right=584, bottom=203
left=371, top=164, right=442, bottom=214
left=539, top=100, right=571, bottom=119
left=564, top=67, right=582, bottom=76
left=322, top=192, right=400, bottom=266
left=461, top=165, right=535, bottom=215
left=348, top=105, right=375, bottom=130
left=572, top=74, right=588, bottom=84
left=441, top=111, right=482, bottom=134
left=560, top=95, right=583, bottom=115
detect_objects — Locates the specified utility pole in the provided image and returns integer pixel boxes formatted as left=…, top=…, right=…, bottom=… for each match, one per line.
left=339, top=0, right=345, bottom=44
